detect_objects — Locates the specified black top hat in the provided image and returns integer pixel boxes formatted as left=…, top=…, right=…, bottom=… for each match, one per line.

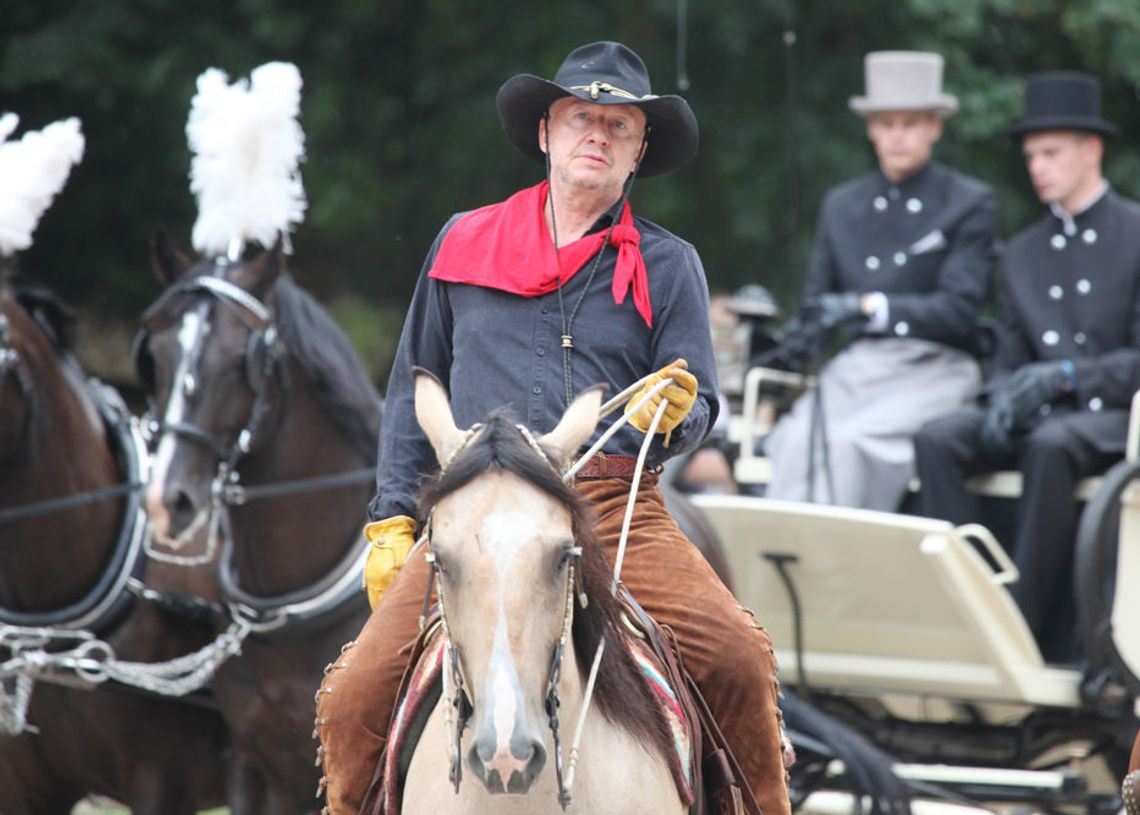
left=1006, top=71, right=1118, bottom=139
left=496, top=41, right=699, bottom=177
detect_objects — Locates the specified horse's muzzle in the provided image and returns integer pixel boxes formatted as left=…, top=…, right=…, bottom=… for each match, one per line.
left=469, top=737, right=546, bottom=794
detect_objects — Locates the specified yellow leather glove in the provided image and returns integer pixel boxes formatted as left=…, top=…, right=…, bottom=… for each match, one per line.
left=362, top=515, right=417, bottom=609
left=623, top=358, right=698, bottom=447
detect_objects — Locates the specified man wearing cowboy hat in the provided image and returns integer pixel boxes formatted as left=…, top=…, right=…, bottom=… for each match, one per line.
left=315, top=41, right=791, bottom=815
left=765, top=51, right=998, bottom=510
left=915, top=71, right=1140, bottom=661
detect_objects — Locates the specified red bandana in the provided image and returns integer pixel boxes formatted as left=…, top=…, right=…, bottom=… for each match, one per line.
left=429, top=181, right=652, bottom=327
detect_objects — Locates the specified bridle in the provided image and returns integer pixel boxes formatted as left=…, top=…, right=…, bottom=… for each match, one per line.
left=417, top=421, right=587, bottom=809
left=415, top=374, right=675, bottom=808
left=0, top=307, right=32, bottom=403
left=138, top=269, right=283, bottom=566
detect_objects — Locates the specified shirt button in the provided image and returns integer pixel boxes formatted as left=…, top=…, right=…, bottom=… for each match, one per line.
left=906, top=198, right=923, bottom=214
left=540, top=305, right=549, bottom=314
left=1076, top=278, right=1092, bottom=295
left=1042, top=329, right=1060, bottom=346
left=1049, top=285, right=1064, bottom=300
left=1050, top=234, right=1067, bottom=251
left=873, top=195, right=888, bottom=212
left=536, top=347, right=545, bottom=357
left=893, top=251, right=907, bottom=266
left=1089, top=397, right=1104, bottom=412
left=532, top=385, right=542, bottom=395
left=1074, top=332, right=1087, bottom=346
left=1082, top=228, right=1098, bottom=244
left=865, top=255, right=881, bottom=271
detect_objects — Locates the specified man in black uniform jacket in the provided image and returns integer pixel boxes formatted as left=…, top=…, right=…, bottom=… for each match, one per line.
left=915, top=71, right=1140, bottom=661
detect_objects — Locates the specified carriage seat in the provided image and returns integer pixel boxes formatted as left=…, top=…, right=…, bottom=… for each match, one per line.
left=731, top=367, right=1140, bottom=500
left=688, top=493, right=1083, bottom=710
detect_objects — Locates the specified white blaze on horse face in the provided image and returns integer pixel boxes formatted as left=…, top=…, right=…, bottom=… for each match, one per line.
left=481, top=508, right=545, bottom=780
left=146, top=311, right=208, bottom=544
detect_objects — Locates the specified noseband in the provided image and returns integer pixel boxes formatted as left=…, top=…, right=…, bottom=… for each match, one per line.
left=419, top=422, right=585, bottom=808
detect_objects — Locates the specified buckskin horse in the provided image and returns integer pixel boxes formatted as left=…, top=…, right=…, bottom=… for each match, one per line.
left=136, top=235, right=380, bottom=812
left=387, top=371, right=688, bottom=815
left=0, top=277, right=228, bottom=814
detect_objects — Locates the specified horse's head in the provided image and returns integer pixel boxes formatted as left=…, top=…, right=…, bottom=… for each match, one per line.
left=138, top=233, right=286, bottom=546
left=414, top=370, right=603, bottom=795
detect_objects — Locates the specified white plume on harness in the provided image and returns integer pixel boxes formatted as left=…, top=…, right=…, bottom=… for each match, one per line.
left=186, top=61, right=307, bottom=258
left=0, top=113, right=85, bottom=257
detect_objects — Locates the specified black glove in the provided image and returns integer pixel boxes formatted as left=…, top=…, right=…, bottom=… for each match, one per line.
left=980, top=360, right=1072, bottom=456
left=804, top=292, right=867, bottom=332
left=1004, top=360, right=1072, bottom=426
left=979, top=387, right=1016, bottom=457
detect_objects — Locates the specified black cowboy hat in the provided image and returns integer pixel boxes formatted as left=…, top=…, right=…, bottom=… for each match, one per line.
left=496, top=41, right=699, bottom=178
left=1006, top=71, right=1118, bottom=140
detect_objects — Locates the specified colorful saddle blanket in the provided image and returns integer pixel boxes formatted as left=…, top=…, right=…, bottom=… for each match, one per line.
left=375, top=624, right=695, bottom=814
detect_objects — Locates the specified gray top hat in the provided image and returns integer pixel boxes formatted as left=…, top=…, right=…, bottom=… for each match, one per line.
left=848, top=51, right=959, bottom=117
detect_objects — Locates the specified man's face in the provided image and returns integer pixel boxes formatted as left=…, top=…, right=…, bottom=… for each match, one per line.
left=540, top=97, right=647, bottom=197
left=865, top=110, right=943, bottom=182
left=1021, top=131, right=1102, bottom=206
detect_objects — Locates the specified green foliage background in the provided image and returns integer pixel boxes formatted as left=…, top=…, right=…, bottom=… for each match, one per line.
left=4, top=0, right=1140, bottom=388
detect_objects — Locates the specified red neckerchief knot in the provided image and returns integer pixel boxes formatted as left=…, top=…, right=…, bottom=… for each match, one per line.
left=608, top=221, right=651, bottom=328
left=428, top=181, right=653, bottom=328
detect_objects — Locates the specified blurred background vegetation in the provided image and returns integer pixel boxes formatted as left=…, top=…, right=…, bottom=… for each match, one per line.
left=4, top=0, right=1140, bottom=396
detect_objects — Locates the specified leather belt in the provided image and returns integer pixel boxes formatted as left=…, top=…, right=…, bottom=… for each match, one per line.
left=574, top=453, right=658, bottom=480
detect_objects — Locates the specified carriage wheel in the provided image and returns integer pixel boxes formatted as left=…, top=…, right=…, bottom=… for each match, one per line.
left=1074, top=456, right=1140, bottom=703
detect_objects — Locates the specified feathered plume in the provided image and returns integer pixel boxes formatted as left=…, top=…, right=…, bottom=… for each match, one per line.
left=187, top=61, right=307, bottom=258
left=0, top=114, right=85, bottom=257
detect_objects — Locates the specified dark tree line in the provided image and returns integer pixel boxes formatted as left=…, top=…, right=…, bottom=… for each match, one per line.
left=3, top=0, right=1140, bottom=385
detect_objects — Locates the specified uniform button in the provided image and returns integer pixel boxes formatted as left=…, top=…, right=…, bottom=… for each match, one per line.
left=1082, top=228, right=1098, bottom=244
left=1040, top=403, right=1052, bottom=417
left=1089, top=397, right=1104, bottom=412
left=1049, top=285, right=1064, bottom=300
left=894, top=321, right=910, bottom=336
left=873, top=195, right=888, bottom=212
left=1074, top=332, right=1087, bottom=345
left=865, top=255, right=881, bottom=271
left=1042, top=329, right=1060, bottom=346
left=532, top=385, right=542, bottom=395
left=906, top=198, right=923, bottom=214
left=536, top=347, right=545, bottom=357
left=1076, top=278, right=1092, bottom=295
left=1050, top=234, right=1067, bottom=250
left=893, top=251, right=907, bottom=266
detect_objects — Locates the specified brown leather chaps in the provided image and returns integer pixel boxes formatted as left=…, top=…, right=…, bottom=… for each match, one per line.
left=315, top=473, right=791, bottom=815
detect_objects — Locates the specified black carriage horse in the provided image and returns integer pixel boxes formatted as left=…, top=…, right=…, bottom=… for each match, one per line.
left=0, top=275, right=228, bottom=814
left=135, top=236, right=380, bottom=812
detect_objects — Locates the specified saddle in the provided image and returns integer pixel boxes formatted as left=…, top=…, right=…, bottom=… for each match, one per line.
left=360, top=591, right=761, bottom=815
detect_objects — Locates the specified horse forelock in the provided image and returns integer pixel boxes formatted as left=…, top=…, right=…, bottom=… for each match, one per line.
left=418, top=411, right=675, bottom=763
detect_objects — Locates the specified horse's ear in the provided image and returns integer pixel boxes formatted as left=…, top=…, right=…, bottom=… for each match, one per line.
left=240, top=243, right=285, bottom=299
left=413, top=368, right=467, bottom=467
left=538, top=384, right=605, bottom=467
left=151, top=230, right=191, bottom=285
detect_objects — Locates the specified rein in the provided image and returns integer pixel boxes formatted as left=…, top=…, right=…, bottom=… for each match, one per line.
left=420, top=371, right=674, bottom=809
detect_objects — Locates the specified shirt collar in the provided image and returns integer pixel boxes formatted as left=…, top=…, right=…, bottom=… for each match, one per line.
left=1050, top=181, right=1110, bottom=235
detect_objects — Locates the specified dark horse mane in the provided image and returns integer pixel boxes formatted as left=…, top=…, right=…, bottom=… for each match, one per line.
left=418, top=409, right=676, bottom=760
left=271, top=275, right=381, bottom=461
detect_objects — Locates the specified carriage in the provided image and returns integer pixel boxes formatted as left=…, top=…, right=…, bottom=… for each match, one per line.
left=676, top=354, right=1140, bottom=814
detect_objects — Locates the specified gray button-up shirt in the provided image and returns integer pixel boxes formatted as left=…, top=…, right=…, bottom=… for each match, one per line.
left=368, top=208, right=719, bottom=521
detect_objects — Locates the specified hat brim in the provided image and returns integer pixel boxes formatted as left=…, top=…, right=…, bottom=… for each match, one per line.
left=496, top=74, right=699, bottom=177
left=848, top=95, right=959, bottom=118
left=1005, top=114, right=1118, bottom=140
